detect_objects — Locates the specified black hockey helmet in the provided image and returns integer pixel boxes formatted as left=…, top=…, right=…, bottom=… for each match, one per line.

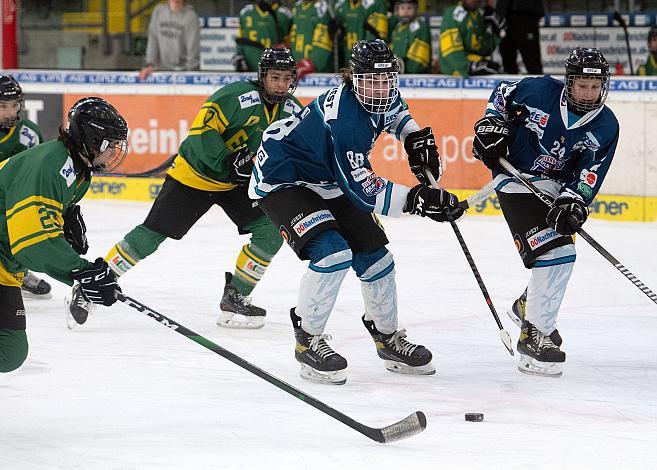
left=66, top=97, right=128, bottom=173
left=649, top=26, right=657, bottom=42
left=564, top=47, right=610, bottom=113
left=258, top=47, right=297, bottom=104
left=0, top=74, right=24, bottom=128
left=349, top=39, right=399, bottom=114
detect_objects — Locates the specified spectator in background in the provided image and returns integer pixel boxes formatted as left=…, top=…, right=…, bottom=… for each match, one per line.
left=638, top=26, right=657, bottom=76
left=439, top=0, right=503, bottom=77
left=139, top=0, right=200, bottom=80
left=233, top=0, right=292, bottom=72
left=291, top=0, right=335, bottom=78
left=496, top=0, right=544, bottom=74
left=334, top=0, right=389, bottom=69
left=389, top=0, right=431, bottom=73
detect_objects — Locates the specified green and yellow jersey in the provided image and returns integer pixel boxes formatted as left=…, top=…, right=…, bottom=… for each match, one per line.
left=290, top=0, right=334, bottom=72
left=236, top=3, right=293, bottom=71
left=168, top=80, right=302, bottom=192
left=334, top=0, right=388, bottom=66
left=439, top=3, right=499, bottom=77
left=638, top=52, right=657, bottom=76
left=0, top=118, right=43, bottom=163
left=0, top=140, right=90, bottom=287
left=390, top=16, right=432, bottom=74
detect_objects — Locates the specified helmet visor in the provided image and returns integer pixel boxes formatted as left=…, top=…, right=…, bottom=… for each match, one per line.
left=92, top=139, right=128, bottom=173
left=352, top=72, right=399, bottom=114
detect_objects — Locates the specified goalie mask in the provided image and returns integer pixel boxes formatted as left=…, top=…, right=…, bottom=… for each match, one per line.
left=349, top=39, right=399, bottom=114
left=258, top=47, right=298, bottom=104
left=0, top=74, right=24, bottom=129
left=564, top=47, right=610, bottom=113
left=66, top=97, right=129, bottom=173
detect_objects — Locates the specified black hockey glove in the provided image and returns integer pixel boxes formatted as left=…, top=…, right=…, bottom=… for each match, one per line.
left=404, top=127, right=442, bottom=186
left=546, top=194, right=588, bottom=236
left=227, top=147, right=255, bottom=185
left=469, top=59, right=501, bottom=76
left=483, top=6, right=507, bottom=35
left=63, top=204, right=88, bottom=255
left=472, top=116, right=509, bottom=170
left=71, top=258, right=121, bottom=306
left=404, top=185, right=465, bottom=222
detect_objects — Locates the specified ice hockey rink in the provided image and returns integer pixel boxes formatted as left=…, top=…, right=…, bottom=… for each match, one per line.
left=2, top=199, right=657, bottom=469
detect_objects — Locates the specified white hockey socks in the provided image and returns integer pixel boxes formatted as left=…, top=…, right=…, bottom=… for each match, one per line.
left=359, top=252, right=398, bottom=335
left=526, top=245, right=576, bottom=335
left=296, top=249, right=352, bottom=335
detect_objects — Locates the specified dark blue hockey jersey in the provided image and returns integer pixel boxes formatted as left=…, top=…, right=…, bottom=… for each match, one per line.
left=249, top=82, right=420, bottom=217
left=486, top=75, right=619, bottom=204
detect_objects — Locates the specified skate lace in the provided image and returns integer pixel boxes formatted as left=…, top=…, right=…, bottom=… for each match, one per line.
left=388, top=329, right=418, bottom=356
left=73, top=285, right=93, bottom=310
left=23, top=273, right=41, bottom=289
left=236, top=292, right=253, bottom=306
left=532, top=328, right=557, bottom=350
left=309, top=334, right=336, bottom=358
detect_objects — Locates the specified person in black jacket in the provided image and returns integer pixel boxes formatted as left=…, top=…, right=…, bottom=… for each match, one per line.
left=495, top=0, right=544, bottom=74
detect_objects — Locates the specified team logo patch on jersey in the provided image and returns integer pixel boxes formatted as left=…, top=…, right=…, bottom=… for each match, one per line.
left=59, top=157, right=77, bottom=187
left=19, top=126, right=39, bottom=148
left=527, top=228, right=561, bottom=251
left=293, top=210, right=335, bottom=236
left=362, top=174, right=387, bottom=196
left=238, top=91, right=261, bottom=109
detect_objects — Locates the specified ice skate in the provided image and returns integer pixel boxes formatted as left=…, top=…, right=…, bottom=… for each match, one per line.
left=65, top=283, right=94, bottom=329
left=217, top=272, right=266, bottom=329
left=291, top=308, right=347, bottom=385
left=21, top=272, right=52, bottom=299
left=362, top=315, right=435, bottom=375
left=508, top=289, right=562, bottom=347
left=517, top=320, right=565, bottom=378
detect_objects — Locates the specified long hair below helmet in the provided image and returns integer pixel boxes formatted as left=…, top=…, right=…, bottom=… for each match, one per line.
left=349, top=39, right=400, bottom=114
left=0, top=74, right=24, bottom=129
left=65, top=97, right=129, bottom=173
left=258, top=48, right=298, bottom=104
left=564, top=47, right=611, bottom=113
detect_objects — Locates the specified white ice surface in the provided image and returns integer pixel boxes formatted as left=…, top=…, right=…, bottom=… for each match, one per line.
left=2, top=200, right=657, bottom=470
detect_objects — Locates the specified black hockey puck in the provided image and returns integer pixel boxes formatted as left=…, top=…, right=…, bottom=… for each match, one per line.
left=465, top=413, right=484, bottom=422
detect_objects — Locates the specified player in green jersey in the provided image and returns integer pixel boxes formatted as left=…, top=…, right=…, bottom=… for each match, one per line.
left=67, top=48, right=302, bottom=330
left=389, top=0, right=431, bottom=74
left=0, top=74, right=54, bottom=299
left=291, top=0, right=335, bottom=77
left=233, top=0, right=293, bottom=72
left=334, top=0, right=388, bottom=68
left=639, top=27, right=657, bottom=76
left=439, top=0, right=502, bottom=77
left=0, top=97, right=127, bottom=372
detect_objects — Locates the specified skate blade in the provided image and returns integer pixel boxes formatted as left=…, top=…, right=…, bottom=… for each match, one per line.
left=21, top=290, right=53, bottom=300
left=506, top=307, right=522, bottom=328
left=517, top=354, right=562, bottom=378
left=299, top=363, right=347, bottom=385
left=216, top=311, right=265, bottom=329
left=383, top=360, right=436, bottom=376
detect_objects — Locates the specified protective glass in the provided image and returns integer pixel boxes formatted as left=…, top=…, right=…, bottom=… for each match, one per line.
left=352, top=72, right=399, bottom=114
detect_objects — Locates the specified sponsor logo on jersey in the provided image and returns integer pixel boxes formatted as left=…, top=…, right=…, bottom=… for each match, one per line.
left=529, top=109, right=550, bottom=127
left=525, top=226, right=539, bottom=237
left=572, top=132, right=601, bottom=152
left=351, top=167, right=372, bottom=182
left=19, top=125, right=39, bottom=148
left=293, top=210, right=335, bottom=236
left=283, top=98, right=300, bottom=115
left=323, top=85, right=342, bottom=121
left=238, top=91, right=261, bottom=109
left=59, top=157, right=77, bottom=187
left=524, top=120, right=544, bottom=139
left=577, top=182, right=593, bottom=199
left=532, top=154, right=558, bottom=171
left=580, top=168, right=598, bottom=187
left=362, top=174, right=387, bottom=196
left=527, top=228, right=561, bottom=250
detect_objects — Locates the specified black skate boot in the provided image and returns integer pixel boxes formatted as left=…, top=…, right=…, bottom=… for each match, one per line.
left=65, top=283, right=94, bottom=329
left=291, top=308, right=347, bottom=385
left=21, top=271, right=52, bottom=299
left=217, top=272, right=266, bottom=329
left=508, top=289, right=562, bottom=347
left=362, top=315, right=435, bottom=375
left=517, top=320, right=566, bottom=378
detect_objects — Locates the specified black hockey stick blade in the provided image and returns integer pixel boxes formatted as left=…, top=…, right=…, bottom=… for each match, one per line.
left=116, top=293, right=427, bottom=443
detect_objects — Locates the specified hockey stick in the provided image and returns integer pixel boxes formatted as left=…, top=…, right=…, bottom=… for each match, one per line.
left=426, top=172, right=514, bottom=356
left=613, top=12, right=635, bottom=75
left=106, top=154, right=176, bottom=178
left=458, top=178, right=497, bottom=210
left=116, top=293, right=427, bottom=443
left=498, top=157, right=657, bottom=306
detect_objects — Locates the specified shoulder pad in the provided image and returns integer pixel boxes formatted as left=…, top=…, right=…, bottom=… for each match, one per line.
left=452, top=5, right=467, bottom=23
left=240, top=4, right=255, bottom=15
